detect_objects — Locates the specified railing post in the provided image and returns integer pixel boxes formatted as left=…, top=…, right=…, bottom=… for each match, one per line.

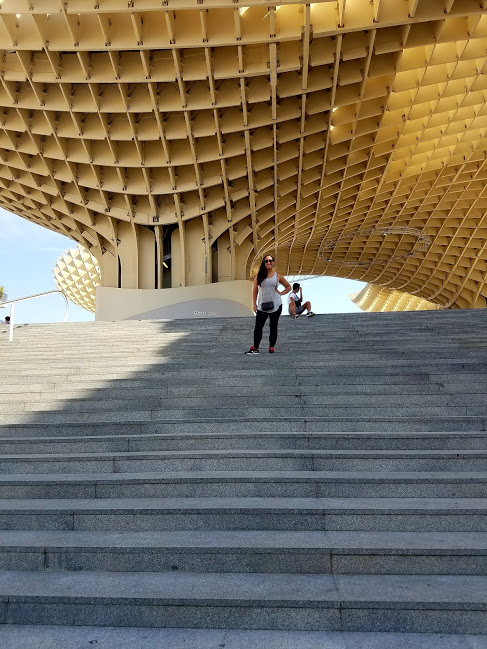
left=3, top=291, right=69, bottom=342
left=8, top=303, right=14, bottom=342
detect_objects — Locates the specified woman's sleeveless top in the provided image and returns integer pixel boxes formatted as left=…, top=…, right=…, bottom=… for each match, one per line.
left=257, top=272, right=281, bottom=313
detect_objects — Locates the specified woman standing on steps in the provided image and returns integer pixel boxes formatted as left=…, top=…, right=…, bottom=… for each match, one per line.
left=245, top=255, right=291, bottom=355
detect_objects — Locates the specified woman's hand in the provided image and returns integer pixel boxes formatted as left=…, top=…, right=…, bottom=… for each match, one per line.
left=253, top=303, right=257, bottom=313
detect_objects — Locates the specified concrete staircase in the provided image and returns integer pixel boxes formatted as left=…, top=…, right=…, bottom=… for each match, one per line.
left=0, top=310, right=486, bottom=648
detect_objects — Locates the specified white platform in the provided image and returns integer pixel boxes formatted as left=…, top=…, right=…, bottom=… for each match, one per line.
left=95, top=281, right=253, bottom=321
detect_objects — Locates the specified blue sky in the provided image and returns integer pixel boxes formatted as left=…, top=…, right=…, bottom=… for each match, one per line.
left=0, top=209, right=93, bottom=324
left=0, top=208, right=365, bottom=323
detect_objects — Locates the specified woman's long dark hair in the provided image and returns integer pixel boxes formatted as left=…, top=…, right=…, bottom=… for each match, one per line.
left=256, top=255, right=274, bottom=286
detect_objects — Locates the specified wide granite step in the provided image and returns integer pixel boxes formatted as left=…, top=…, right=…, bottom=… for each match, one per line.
left=1, top=470, right=486, bottom=499
left=0, top=570, right=485, bottom=633
left=0, top=431, right=486, bottom=455
left=0, top=625, right=484, bottom=649
left=0, top=497, right=486, bottom=532
left=0, top=448, right=486, bottom=475
left=0, top=529, right=485, bottom=575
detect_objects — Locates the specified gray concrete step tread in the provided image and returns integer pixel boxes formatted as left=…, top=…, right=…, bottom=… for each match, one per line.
left=1, top=470, right=486, bottom=485
left=3, top=360, right=487, bottom=370
left=2, top=330, right=482, bottom=336
left=2, top=384, right=486, bottom=399
left=4, top=337, right=481, bottom=342
left=3, top=415, right=483, bottom=427
left=1, top=375, right=484, bottom=389
left=1, top=496, right=486, bottom=513
left=1, top=530, right=487, bottom=552
left=4, top=413, right=486, bottom=427
left=15, top=342, right=478, bottom=346
left=2, top=430, right=486, bottom=444
left=2, top=347, right=485, bottom=354
left=3, top=370, right=486, bottom=382
left=7, top=362, right=483, bottom=370
left=6, top=349, right=484, bottom=357
left=2, top=439, right=485, bottom=454
left=2, top=448, right=486, bottom=461
left=5, top=348, right=484, bottom=356
left=2, top=416, right=484, bottom=433
left=4, top=403, right=484, bottom=417
left=0, top=392, right=485, bottom=402
left=0, top=627, right=485, bottom=649
left=4, top=356, right=485, bottom=363
left=0, top=570, right=485, bottom=608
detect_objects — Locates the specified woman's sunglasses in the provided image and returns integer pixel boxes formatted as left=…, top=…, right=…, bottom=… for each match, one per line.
left=264, top=258, right=274, bottom=263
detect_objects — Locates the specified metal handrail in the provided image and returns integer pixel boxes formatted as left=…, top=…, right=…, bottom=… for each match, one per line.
left=1, top=290, right=69, bottom=342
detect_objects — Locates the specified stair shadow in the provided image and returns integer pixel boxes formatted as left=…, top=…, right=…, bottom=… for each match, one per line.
left=0, top=310, right=486, bottom=446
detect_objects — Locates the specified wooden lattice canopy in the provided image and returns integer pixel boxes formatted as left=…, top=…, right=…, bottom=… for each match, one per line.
left=2, top=0, right=487, bottom=307
left=351, top=283, right=441, bottom=312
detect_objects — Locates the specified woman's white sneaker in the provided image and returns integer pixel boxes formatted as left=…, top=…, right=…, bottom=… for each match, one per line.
left=306, top=311, right=315, bottom=317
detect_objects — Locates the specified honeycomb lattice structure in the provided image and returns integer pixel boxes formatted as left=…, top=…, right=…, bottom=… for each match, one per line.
left=351, top=284, right=441, bottom=313
left=53, top=245, right=101, bottom=313
left=2, top=1, right=487, bottom=307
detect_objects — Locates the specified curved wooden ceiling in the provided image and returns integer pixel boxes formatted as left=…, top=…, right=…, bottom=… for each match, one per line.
left=2, top=0, right=487, bottom=307
left=351, top=283, right=441, bottom=312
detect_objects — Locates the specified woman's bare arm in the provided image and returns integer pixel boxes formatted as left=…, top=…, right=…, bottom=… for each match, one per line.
left=252, top=276, right=258, bottom=313
left=277, top=274, right=291, bottom=296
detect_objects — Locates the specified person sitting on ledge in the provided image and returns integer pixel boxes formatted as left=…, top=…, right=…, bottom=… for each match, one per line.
left=288, top=283, right=315, bottom=319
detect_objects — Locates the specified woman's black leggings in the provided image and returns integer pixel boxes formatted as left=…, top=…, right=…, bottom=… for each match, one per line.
left=253, top=305, right=282, bottom=349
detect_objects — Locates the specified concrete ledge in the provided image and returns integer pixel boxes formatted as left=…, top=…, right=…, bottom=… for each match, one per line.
left=0, top=626, right=484, bottom=649
left=0, top=530, right=486, bottom=575
left=0, top=571, right=486, bottom=633
left=95, top=281, right=253, bottom=320
left=0, top=470, right=487, bottom=500
left=1, top=497, right=486, bottom=532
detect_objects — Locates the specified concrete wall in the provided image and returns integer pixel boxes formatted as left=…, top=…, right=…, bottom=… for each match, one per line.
left=96, top=280, right=253, bottom=321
